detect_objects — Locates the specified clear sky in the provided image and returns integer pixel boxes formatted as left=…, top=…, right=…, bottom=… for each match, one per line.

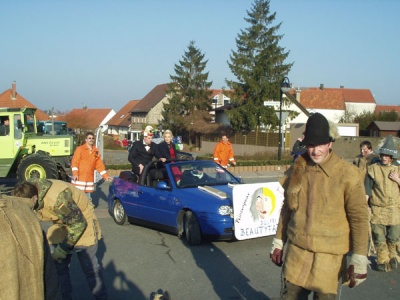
left=1, top=0, right=399, bottom=112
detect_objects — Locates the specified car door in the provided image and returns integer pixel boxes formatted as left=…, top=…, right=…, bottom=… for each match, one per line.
left=136, top=170, right=182, bottom=227
left=0, top=114, right=23, bottom=177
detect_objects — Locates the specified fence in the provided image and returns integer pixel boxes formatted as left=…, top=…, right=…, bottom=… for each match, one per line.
left=200, top=134, right=398, bottom=160
left=202, top=131, right=291, bottom=147
left=201, top=131, right=292, bottom=156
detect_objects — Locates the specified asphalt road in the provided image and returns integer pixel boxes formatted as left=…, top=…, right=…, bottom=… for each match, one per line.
left=1, top=175, right=399, bottom=299
left=83, top=180, right=399, bottom=300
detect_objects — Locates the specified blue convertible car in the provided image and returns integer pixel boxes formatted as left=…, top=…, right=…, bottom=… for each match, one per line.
left=108, top=160, right=242, bottom=245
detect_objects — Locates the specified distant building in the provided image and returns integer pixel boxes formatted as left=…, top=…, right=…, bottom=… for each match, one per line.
left=367, top=121, right=400, bottom=137
left=63, top=107, right=115, bottom=133
left=129, top=84, right=170, bottom=138
left=106, top=100, right=140, bottom=140
left=0, top=81, right=49, bottom=120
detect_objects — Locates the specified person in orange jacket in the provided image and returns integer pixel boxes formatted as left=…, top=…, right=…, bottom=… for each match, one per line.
left=71, top=132, right=112, bottom=199
left=213, top=133, right=236, bottom=168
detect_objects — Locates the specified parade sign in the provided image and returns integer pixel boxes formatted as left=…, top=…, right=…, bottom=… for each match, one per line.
left=233, top=182, right=284, bottom=240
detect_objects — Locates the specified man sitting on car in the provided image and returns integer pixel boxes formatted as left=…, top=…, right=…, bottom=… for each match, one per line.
left=128, top=125, right=157, bottom=181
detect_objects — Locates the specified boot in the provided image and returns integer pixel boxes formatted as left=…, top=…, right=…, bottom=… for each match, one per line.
left=162, top=291, right=171, bottom=300
left=388, top=242, right=399, bottom=270
left=376, top=242, right=391, bottom=272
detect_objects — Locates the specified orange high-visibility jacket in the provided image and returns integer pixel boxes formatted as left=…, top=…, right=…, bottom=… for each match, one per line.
left=213, top=141, right=236, bottom=168
left=71, top=144, right=108, bottom=193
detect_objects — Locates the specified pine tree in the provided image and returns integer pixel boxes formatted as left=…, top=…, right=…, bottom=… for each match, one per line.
left=162, top=41, right=215, bottom=141
left=226, top=0, right=293, bottom=132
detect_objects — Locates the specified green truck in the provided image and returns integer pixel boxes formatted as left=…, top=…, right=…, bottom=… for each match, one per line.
left=0, top=107, right=76, bottom=180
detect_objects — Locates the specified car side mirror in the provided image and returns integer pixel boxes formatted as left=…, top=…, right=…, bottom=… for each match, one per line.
left=156, top=182, right=170, bottom=190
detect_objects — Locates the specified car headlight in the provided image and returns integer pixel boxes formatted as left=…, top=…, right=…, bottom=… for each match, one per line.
left=219, top=205, right=233, bottom=215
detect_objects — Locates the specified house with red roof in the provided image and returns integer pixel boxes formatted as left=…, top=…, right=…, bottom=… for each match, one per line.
left=62, top=107, right=115, bottom=133
left=106, top=100, right=140, bottom=139
left=0, top=82, right=49, bottom=120
left=374, top=105, right=400, bottom=118
left=284, top=84, right=377, bottom=124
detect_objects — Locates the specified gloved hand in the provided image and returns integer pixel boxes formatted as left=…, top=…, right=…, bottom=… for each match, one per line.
left=51, top=244, right=69, bottom=261
left=346, top=254, right=369, bottom=288
left=270, top=238, right=284, bottom=267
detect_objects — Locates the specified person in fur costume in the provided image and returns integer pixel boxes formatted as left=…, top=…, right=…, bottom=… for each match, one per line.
left=365, top=135, right=400, bottom=272
left=270, top=113, right=369, bottom=299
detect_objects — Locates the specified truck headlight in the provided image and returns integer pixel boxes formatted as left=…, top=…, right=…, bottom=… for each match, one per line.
left=219, top=205, right=233, bottom=216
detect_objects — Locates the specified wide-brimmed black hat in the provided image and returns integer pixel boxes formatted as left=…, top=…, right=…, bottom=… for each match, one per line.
left=302, top=113, right=332, bottom=146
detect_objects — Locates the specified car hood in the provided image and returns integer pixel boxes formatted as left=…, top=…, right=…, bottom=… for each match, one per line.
left=176, top=184, right=235, bottom=204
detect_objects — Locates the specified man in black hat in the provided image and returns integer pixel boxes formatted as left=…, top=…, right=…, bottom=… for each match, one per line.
left=270, top=113, right=370, bottom=298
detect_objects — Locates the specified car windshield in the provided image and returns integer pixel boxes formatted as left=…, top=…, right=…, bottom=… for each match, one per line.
left=171, top=161, right=240, bottom=188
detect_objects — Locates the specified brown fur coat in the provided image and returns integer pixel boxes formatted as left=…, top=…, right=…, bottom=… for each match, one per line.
left=276, top=151, right=369, bottom=293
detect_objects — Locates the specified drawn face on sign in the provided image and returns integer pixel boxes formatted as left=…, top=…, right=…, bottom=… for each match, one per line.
left=250, top=187, right=276, bottom=221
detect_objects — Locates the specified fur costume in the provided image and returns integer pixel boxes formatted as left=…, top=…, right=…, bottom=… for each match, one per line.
left=276, top=151, right=369, bottom=294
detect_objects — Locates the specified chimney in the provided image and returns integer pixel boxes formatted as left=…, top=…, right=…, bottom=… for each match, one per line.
left=320, top=84, right=324, bottom=90
left=296, top=88, right=301, bottom=102
left=11, top=81, right=17, bottom=100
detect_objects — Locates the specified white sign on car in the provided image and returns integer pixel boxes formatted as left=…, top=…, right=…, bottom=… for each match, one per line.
left=233, top=182, right=284, bottom=240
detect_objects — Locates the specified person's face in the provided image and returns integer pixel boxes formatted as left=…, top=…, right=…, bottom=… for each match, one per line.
left=306, top=142, right=332, bottom=164
left=255, top=194, right=270, bottom=219
left=164, top=133, right=172, bottom=144
left=221, top=135, right=228, bottom=144
left=380, top=154, right=393, bottom=166
left=361, top=145, right=372, bottom=158
left=4, top=119, right=9, bottom=125
left=86, top=135, right=95, bottom=146
left=144, top=135, right=153, bottom=145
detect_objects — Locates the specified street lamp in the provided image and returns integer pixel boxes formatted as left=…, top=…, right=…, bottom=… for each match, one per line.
left=278, top=77, right=291, bottom=161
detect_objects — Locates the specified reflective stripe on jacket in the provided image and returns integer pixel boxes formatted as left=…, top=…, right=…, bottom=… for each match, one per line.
left=71, top=144, right=108, bottom=192
left=213, top=141, right=235, bottom=167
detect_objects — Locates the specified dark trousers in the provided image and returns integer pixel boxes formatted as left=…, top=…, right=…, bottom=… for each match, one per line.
left=54, top=242, right=108, bottom=300
left=282, top=280, right=337, bottom=300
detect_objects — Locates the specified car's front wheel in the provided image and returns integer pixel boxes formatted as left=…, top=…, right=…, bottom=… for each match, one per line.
left=112, top=200, right=127, bottom=225
left=184, top=211, right=201, bottom=245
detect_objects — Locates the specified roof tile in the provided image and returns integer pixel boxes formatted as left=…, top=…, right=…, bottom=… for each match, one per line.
left=131, top=84, right=169, bottom=113
left=295, top=87, right=376, bottom=110
left=0, top=86, right=49, bottom=119
left=107, top=100, right=140, bottom=126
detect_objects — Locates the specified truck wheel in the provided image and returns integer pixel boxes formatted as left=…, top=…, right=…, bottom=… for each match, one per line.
left=17, top=153, right=59, bottom=180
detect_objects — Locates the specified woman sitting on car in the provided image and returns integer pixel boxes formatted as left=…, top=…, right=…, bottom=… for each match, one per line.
left=156, top=130, right=182, bottom=181
left=155, top=130, right=177, bottom=162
